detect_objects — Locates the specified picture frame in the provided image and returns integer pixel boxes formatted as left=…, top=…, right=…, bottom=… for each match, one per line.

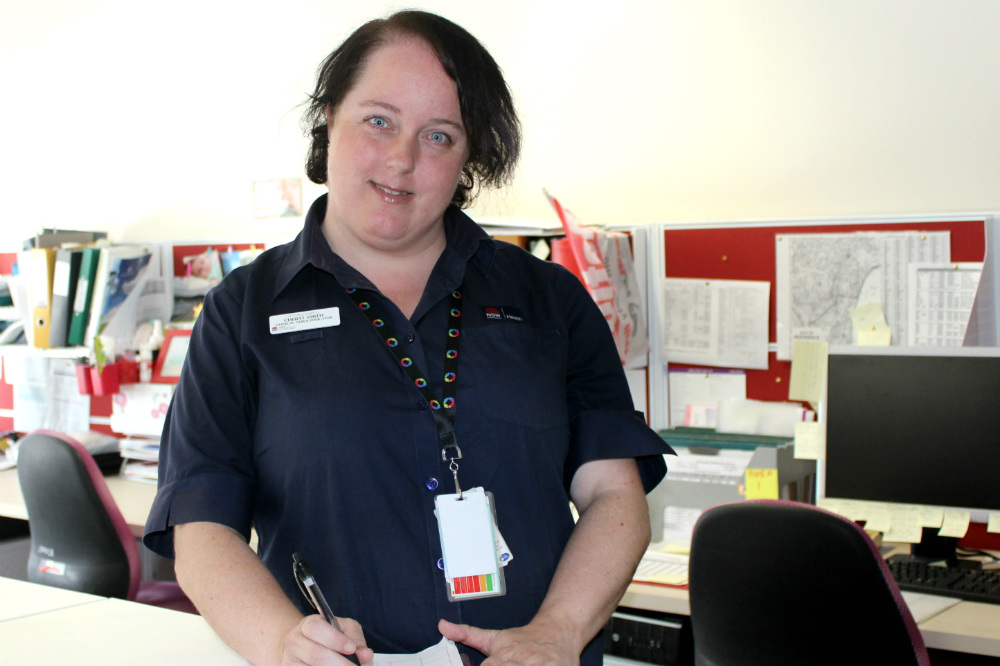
left=151, top=328, right=193, bottom=384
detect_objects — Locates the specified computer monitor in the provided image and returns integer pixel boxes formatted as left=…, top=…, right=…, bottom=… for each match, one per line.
left=821, top=346, right=1000, bottom=564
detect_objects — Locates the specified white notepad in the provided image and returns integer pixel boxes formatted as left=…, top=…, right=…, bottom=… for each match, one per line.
left=374, top=637, right=465, bottom=666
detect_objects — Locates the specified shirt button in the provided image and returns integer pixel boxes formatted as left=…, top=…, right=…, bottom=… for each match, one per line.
left=437, top=558, right=445, bottom=570
left=426, top=477, right=439, bottom=490
left=405, top=333, right=415, bottom=343
left=418, top=400, right=428, bottom=411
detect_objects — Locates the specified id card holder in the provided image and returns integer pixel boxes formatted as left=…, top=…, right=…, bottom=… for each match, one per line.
left=434, top=487, right=507, bottom=601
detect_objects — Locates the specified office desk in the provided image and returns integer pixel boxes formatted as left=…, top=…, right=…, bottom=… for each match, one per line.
left=621, top=581, right=1000, bottom=659
left=4, top=462, right=996, bottom=661
left=0, top=578, right=244, bottom=666
left=0, top=575, right=104, bottom=621
left=0, top=467, right=156, bottom=537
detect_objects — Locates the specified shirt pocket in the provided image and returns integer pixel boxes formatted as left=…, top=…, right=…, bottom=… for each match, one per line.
left=454, top=324, right=574, bottom=496
left=460, top=324, right=568, bottom=429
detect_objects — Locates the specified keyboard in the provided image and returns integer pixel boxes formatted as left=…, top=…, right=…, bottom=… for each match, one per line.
left=887, top=556, right=1000, bottom=605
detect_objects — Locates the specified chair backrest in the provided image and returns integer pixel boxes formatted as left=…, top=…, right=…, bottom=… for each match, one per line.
left=16, top=430, right=141, bottom=600
left=688, top=499, right=929, bottom=666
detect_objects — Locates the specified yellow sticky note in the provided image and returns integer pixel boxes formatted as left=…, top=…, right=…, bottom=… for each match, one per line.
left=884, top=507, right=923, bottom=544
left=837, top=501, right=867, bottom=522
left=919, top=508, right=944, bottom=528
left=817, top=498, right=843, bottom=515
left=864, top=505, right=892, bottom=534
left=850, top=302, right=892, bottom=346
left=857, top=327, right=892, bottom=346
left=988, top=513, right=1000, bottom=534
left=788, top=340, right=829, bottom=403
left=939, top=510, right=971, bottom=538
left=794, top=421, right=825, bottom=460
left=744, top=468, right=779, bottom=499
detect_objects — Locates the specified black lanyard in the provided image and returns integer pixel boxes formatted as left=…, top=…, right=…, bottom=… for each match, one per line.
left=344, top=286, right=464, bottom=466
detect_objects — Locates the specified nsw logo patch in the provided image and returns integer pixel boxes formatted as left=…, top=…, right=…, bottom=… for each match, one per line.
left=482, top=306, right=525, bottom=323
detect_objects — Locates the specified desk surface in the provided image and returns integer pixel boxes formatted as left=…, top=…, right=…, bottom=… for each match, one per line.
left=0, top=576, right=105, bottom=622
left=0, top=467, right=157, bottom=537
left=0, top=579, right=244, bottom=666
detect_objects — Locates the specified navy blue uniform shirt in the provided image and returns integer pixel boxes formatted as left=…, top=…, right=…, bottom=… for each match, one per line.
left=144, top=195, right=671, bottom=663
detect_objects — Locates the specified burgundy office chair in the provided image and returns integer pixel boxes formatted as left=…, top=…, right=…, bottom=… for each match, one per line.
left=688, top=499, right=929, bottom=666
left=16, top=430, right=196, bottom=613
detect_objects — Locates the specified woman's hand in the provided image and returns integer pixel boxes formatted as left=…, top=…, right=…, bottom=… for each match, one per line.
left=438, top=618, right=580, bottom=666
left=281, top=614, right=374, bottom=666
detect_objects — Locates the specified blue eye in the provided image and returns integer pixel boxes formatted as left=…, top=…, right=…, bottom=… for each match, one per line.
left=368, top=116, right=388, bottom=128
left=428, top=131, right=449, bottom=144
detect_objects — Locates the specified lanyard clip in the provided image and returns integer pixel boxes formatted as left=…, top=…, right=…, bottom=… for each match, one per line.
left=442, top=444, right=463, bottom=500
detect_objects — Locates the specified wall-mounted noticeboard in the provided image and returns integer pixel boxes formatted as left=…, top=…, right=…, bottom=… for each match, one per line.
left=644, top=213, right=992, bottom=430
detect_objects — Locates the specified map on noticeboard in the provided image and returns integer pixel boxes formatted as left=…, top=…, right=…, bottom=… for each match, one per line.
left=774, top=231, right=950, bottom=360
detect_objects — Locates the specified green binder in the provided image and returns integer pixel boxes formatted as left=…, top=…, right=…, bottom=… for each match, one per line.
left=67, top=246, right=100, bottom=346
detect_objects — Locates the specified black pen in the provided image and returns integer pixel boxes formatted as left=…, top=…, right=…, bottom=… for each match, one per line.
left=293, top=552, right=361, bottom=665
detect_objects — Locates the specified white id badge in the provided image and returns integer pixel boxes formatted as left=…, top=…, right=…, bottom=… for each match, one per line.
left=434, top=487, right=507, bottom=600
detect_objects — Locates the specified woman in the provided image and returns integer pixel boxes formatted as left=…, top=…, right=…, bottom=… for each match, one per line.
left=144, top=10, right=670, bottom=666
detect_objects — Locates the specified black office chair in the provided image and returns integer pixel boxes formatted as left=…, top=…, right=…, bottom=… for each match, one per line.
left=688, top=499, right=929, bottom=666
left=16, top=430, right=196, bottom=613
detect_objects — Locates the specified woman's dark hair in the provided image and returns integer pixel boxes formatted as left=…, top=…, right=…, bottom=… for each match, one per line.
left=302, top=10, right=521, bottom=209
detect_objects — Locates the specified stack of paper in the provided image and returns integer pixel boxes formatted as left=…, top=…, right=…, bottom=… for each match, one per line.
left=118, top=437, right=160, bottom=483
left=633, top=550, right=690, bottom=587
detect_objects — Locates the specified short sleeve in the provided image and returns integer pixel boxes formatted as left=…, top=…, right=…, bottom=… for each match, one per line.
left=554, top=267, right=674, bottom=492
left=568, top=408, right=670, bottom=493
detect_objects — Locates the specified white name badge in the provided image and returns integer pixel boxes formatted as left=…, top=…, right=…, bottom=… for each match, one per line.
left=269, top=307, right=340, bottom=335
left=435, top=487, right=507, bottom=601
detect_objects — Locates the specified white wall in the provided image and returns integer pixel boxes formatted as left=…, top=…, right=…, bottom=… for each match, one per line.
left=3, top=0, right=999, bottom=251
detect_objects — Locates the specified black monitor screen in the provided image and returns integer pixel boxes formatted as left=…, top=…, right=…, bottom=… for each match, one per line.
left=824, top=347, right=1000, bottom=522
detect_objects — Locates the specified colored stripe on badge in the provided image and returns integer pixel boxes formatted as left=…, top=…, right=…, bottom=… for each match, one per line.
left=452, top=574, right=494, bottom=596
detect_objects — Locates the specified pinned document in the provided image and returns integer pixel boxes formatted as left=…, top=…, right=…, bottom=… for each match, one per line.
left=661, top=278, right=770, bottom=370
left=668, top=368, right=746, bottom=429
left=908, top=262, right=982, bottom=346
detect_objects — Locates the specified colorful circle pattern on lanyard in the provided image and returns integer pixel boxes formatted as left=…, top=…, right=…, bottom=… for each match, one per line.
left=344, top=286, right=463, bottom=424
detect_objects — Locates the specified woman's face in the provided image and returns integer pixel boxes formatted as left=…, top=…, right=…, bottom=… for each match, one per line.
left=323, top=37, right=469, bottom=256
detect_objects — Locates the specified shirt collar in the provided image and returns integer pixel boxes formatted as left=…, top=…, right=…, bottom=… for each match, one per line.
left=440, top=203, right=497, bottom=282
left=273, top=194, right=496, bottom=300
